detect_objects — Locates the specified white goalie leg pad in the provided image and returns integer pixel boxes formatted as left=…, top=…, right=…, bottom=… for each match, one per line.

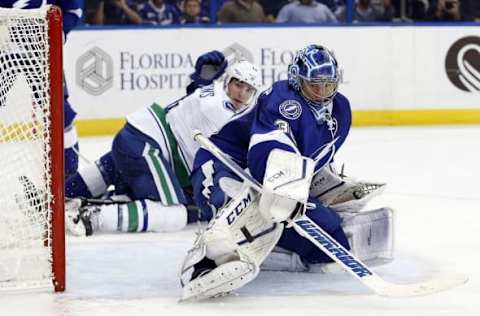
left=180, top=230, right=258, bottom=302
left=205, top=186, right=284, bottom=266
left=180, top=233, right=209, bottom=287
left=261, top=247, right=308, bottom=272
left=260, top=149, right=314, bottom=223
left=261, top=247, right=353, bottom=274
left=310, top=164, right=386, bottom=213
left=261, top=208, right=395, bottom=274
left=341, top=207, right=395, bottom=266
left=181, top=186, right=284, bottom=300
left=182, top=260, right=258, bottom=301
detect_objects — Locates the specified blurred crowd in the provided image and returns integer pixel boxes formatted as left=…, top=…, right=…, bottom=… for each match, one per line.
left=82, top=0, right=480, bottom=25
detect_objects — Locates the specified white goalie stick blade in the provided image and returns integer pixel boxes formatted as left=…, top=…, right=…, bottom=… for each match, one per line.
left=372, top=274, right=468, bottom=297
left=192, top=131, right=469, bottom=298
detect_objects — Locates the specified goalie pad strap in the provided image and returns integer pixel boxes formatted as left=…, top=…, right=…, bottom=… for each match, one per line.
left=238, top=223, right=279, bottom=245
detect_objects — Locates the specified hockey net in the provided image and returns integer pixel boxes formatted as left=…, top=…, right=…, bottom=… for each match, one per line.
left=0, top=6, right=65, bottom=292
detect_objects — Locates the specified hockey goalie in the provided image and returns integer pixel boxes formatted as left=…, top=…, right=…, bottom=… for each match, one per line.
left=179, top=44, right=393, bottom=301
left=180, top=150, right=392, bottom=301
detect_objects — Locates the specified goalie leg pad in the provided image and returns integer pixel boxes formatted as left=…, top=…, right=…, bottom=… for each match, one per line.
left=181, top=260, right=258, bottom=301
left=341, top=207, right=394, bottom=265
left=66, top=153, right=112, bottom=198
left=261, top=247, right=308, bottom=272
left=180, top=186, right=284, bottom=300
left=201, top=186, right=284, bottom=266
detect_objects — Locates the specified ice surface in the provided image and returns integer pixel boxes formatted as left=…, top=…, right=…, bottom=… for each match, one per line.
left=1, top=126, right=478, bottom=316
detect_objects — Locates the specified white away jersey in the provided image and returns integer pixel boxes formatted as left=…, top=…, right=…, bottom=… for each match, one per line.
left=127, top=81, right=245, bottom=173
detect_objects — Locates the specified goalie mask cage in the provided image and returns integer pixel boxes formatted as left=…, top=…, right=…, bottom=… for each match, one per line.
left=0, top=6, right=65, bottom=292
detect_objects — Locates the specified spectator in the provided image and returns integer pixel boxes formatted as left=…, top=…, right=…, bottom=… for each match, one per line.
left=370, top=0, right=395, bottom=17
left=200, top=0, right=226, bottom=22
left=259, top=0, right=290, bottom=20
left=83, top=0, right=99, bottom=24
left=217, top=0, right=267, bottom=23
left=459, top=0, right=480, bottom=21
left=138, top=0, right=181, bottom=24
left=407, top=0, right=430, bottom=21
left=181, top=0, right=210, bottom=24
left=336, top=0, right=394, bottom=22
left=92, top=0, right=143, bottom=25
left=165, top=0, right=184, bottom=16
left=427, top=0, right=462, bottom=21
left=318, top=0, right=340, bottom=12
left=276, top=0, right=337, bottom=23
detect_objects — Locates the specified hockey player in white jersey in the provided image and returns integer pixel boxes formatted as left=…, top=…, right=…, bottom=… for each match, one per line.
left=65, top=51, right=261, bottom=236
left=180, top=45, right=392, bottom=300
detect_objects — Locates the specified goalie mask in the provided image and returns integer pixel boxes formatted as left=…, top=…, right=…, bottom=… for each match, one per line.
left=288, top=45, right=339, bottom=107
left=224, top=60, right=261, bottom=109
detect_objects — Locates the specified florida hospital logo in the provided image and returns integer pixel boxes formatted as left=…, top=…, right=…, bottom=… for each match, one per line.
left=445, top=36, right=480, bottom=92
left=279, top=100, right=302, bottom=120
left=223, top=43, right=254, bottom=63
left=76, top=47, right=114, bottom=96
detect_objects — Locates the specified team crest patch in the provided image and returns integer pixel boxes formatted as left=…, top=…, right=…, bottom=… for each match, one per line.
left=279, top=100, right=302, bottom=120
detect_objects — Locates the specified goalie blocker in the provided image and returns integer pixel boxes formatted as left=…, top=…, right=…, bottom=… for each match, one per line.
left=181, top=150, right=394, bottom=300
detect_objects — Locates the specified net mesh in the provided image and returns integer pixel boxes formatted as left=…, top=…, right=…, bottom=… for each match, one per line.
left=0, top=7, right=53, bottom=290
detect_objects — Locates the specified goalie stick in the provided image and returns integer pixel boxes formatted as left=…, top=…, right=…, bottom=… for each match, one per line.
left=193, top=130, right=468, bottom=297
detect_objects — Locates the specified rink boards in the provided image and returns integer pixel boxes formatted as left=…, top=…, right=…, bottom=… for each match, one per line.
left=62, top=25, right=480, bottom=135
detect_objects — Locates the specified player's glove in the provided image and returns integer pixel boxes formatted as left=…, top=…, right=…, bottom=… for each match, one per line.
left=190, top=50, right=227, bottom=86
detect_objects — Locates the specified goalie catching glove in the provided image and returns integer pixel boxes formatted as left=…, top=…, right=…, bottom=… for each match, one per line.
left=310, top=163, right=386, bottom=213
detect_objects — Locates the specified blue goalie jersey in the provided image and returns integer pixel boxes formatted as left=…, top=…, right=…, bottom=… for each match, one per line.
left=248, top=80, right=351, bottom=181
left=193, top=80, right=352, bottom=182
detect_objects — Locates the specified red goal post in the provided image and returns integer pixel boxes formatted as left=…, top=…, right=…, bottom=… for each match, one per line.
left=0, top=5, right=65, bottom=292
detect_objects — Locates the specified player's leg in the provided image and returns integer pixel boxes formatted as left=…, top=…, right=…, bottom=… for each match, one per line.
left=66, top=198, right=188, bottom=236
left=277, top=198, right=350, bottom=264
left=111, top=124, right=187, bottom=204
left=64, top=86, right=79, bottom=178
left=68, top=124, right=188, bottom=235
left=65, top=152, right=115, bottom=198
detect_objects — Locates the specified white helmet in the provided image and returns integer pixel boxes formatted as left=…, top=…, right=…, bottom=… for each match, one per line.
left=224, top=60, right=261, bottom=92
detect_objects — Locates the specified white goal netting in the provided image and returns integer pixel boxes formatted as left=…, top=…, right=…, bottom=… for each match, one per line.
left=0, top=6, right=60, bottom=291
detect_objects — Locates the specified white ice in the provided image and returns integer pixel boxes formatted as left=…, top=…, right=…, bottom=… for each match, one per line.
left=1, top=126, right=479, bottom=316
